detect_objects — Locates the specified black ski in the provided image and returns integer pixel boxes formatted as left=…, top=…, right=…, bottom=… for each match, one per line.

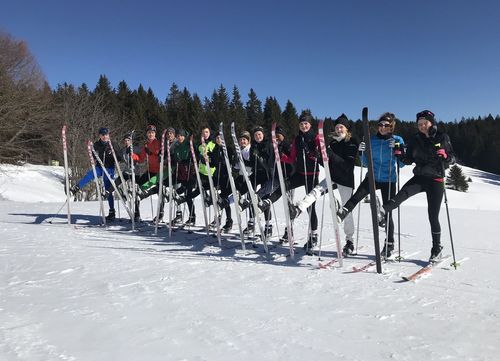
left=362, top=107, right=382, bottom=274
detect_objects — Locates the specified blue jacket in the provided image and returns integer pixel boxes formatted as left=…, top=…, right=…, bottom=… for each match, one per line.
left=362, top=133, right=405, bottom=183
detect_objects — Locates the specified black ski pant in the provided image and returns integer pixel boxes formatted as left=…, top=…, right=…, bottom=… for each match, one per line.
left=267, top=172, right=319, bottom=231
left=344, top=177, right=396, bottom=243
left=384, top=176, right=444, bottom=245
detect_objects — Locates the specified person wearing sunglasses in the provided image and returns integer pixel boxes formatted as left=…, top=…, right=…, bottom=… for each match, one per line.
left=381, top=110, right=455, bottom=262
left=337, top=112, right=405, bottom=258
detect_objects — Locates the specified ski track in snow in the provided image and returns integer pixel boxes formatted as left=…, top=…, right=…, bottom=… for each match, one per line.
left=1, top=163, right=500, bottom=361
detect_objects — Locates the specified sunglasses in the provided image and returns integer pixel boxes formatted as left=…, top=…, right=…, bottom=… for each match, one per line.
left=378, top=123, right=391, bottom=128
left=417, top=110, right=434, bottom=119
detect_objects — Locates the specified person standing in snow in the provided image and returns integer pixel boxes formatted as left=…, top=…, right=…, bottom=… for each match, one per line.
left=382, top=110, right=455, bottom=262
left=289, top=114, right=359, bottom=256
left=70, top=127, right=122, bottom=221
left=337, top=112, right=405, bottom=258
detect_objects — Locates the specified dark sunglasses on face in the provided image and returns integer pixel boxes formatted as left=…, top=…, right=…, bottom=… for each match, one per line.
left=378, top=123, right=391, bottom=128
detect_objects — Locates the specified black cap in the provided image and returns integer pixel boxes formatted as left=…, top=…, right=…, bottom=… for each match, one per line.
left=275, top=126, right=285, bottom=136
left=176, top=129, right=187, bottom=137
left=98, top=127, right=109, bottom=135
left=299, top=114, right=313, bottom=124
left=123, top=132, right=132, bottom=140
left=334, top=113, right=350, bottom=129
left=253, top=126, right=264, bottom=134
left=146, top=124, right=156, bottom=132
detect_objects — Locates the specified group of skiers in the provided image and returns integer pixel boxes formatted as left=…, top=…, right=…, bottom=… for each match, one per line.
left=70, top=109, right=454, bottom=263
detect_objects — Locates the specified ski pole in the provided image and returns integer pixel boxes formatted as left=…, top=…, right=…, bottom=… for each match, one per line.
left=383, top=147, right=393, bottom=259
left=146, top=154, right=154, bottom=220
left=439, top=156, right=458, bottom=269
left=317, top=192, right=326, bottom=260
left=396, top=160, right=402, bottom=261
left=46, top=199, right=69, bottom=224
left=354, top=150, right=364, bottom=255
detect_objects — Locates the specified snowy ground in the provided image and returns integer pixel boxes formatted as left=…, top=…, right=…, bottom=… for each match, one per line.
left=1, top=163, right=499, bottom=361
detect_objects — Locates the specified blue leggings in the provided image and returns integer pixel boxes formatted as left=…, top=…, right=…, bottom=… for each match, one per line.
left=78, top=167, right=116, bottom=209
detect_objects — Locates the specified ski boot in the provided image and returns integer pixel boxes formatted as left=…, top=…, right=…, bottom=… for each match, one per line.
left=204, top=191, right=212, bottom=207
left=381, top=242, right=394, bottom=259
left=105, top=209, right=116, bottom=222
left=184, top=214, right=196, bottom=227
left=238, top=197, right=251, bottom=211
left=303, top=232, right=318, bottom=253
left=210, top=215, right=221, bottom=229
left=279, top=228, right=289, bottom=244
left=264, top=223, right=273, bottom=238
left=288, top=201, right=301, bottom=221
left=69, top=184, right=81, bottom=195
left=222, top=218, right=233, bottom=232
left=174, top=194, right=186, bottom=205
left=429, top=244, right=443, bottom=263
left=133, top=210, right=141, bottom=223
left=153, top=212, right=164, bottom=224
left=172, top=210, right=183, bottom=224
left=243, top=219, right=255, bottom=235
left=342, top=240, right=354, bottom=257
left=337, top=206, right=349, bottom=221
left=258, top=198, right=272, bottom=213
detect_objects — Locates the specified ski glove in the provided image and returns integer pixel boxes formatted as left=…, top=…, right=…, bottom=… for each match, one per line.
left=358, top=142, right=366, bottom=152
left=388, top=138, right=396, bottom=148
left=145, top=147, right=152, bottom=155
left=436, top=149, right=448, bottom=159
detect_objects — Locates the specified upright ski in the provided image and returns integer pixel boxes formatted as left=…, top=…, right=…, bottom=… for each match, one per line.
left=155, top=129, right=167, bottom=235
left=108, top=134, right=131, bottom=212
left=129, top=130, right=137, bottom=230
left=219, top=123, right=245, bottom=250
left=62, top=125, right=71, bottom=225
left=189, top=136, right=209, bottom=237
left=362, top=107, right=383, bottom=274
left=87, top=140, right=106, bottom=225
left=271, top=122, right=294, bottom=259
left=201, top=136, right=221, bottom=246
left=230, top=122, right=268, bottom=254
left=166, top=137, right=174, bottom=239
left=317, top=120, right=343, bottom=267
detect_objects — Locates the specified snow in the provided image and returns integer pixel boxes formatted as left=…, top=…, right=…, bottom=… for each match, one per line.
left=1, top=163, right=499, bottom=361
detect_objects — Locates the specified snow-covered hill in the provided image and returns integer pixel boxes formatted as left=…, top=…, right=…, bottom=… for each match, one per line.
left=1, top=163, right=499, bottom=361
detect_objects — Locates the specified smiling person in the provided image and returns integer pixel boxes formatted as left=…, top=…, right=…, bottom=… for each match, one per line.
left=337, top=112, right=405, bottom=258
left=382, top=110, right=455, bottom=262
left=288, top=114, right=359, bottom=256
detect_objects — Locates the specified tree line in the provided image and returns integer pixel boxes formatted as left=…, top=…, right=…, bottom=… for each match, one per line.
left=1, top=30, right=500, bottom=178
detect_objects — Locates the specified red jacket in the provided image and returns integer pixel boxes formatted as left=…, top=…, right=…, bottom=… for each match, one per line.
left=138, top=138, right=161, bottom=173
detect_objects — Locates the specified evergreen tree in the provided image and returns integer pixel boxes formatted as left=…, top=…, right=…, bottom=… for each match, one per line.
left=245, top=88, right=263, bottom=130
left=92, top=74, right=118, bottom=113
left=263, top=96, right=283, bottom=131
left=281, top=100, right=299, bottom=138
left=165, top=83, right=182, bottom=130
left=446, top=164, right=469, bottom=192
left=229, top=86, right=246, bottom=135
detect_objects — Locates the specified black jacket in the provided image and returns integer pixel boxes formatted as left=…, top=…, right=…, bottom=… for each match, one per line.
left=249, top=138, right=275, bottom=180
left=402, top=131, right=455, bottom=178
left=93, top=139, right=121, bottom=169
left=327, top=136, right=359, bottom=188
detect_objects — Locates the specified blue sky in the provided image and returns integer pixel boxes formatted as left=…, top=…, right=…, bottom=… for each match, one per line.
left=1, top=0, right=499, bottom=122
